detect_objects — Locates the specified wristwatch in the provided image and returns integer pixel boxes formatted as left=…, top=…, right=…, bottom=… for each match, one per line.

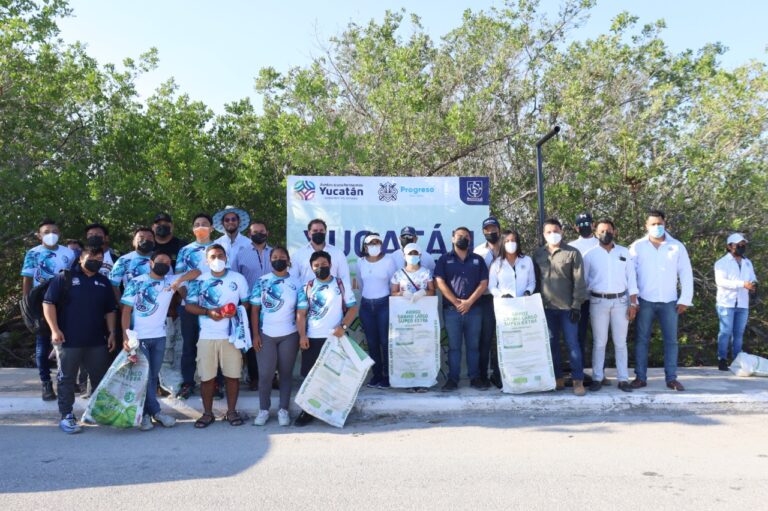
left=341, top=323, right=348, bottom=331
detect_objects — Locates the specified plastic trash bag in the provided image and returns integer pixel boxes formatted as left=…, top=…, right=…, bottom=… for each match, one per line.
left=83, top=349, right=149, bottom=428
left=729, top=351, right=768, bottom=377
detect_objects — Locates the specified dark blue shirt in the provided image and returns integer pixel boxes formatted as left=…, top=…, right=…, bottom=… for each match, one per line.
left=43, top=266, right=117, bottom=348
left=434, top=250, right=489, bottom=307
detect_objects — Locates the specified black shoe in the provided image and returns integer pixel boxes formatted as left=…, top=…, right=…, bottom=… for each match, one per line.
left=583, top=373, right=593, bottom=385
left=601, top=378, right=611, bottom=386
left=442, top=379, right=458, bottom=392
left=617, top=381, right=633, bottom=393
left=718, top=359, right=729, bottom=371
left=490, top=374, right=503, bottom=389
left=42, top=381, right=56, bottom=401
left=470, top=378, right=488, bottom=390
left=588, top=380, right=602, bottom=392
left=74, top=384, right=82, bottom=394
left=177, top=383, right=194, bottom=400
left=294, top=411, right=314, bottom=427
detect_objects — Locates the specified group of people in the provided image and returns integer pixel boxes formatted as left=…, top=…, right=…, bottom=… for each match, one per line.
left=20, top=205, right=758, bottom=433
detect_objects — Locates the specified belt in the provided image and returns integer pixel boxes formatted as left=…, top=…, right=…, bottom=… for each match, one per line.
left=591, top=291, right=626, bottom=299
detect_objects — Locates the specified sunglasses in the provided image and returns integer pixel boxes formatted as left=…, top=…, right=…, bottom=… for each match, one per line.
left=223, top=217, right=239, bottom=223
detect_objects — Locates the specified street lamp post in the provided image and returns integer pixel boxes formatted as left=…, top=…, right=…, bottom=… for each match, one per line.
left=535, top=126, right=560, bottom=245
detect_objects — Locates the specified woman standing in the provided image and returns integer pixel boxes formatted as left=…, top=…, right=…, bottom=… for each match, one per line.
left=357, top=233, right=398, bottom=389
left=250, top=247, right=308, bottom=427
left=488, top=229, right=536, bottom=298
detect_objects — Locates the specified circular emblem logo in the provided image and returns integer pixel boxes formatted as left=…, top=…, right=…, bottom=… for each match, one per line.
left=293, top=180, right=316, bottom=200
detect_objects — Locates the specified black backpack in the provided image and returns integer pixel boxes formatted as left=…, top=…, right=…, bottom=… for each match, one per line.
left=19, top=270, right=72, bottom=336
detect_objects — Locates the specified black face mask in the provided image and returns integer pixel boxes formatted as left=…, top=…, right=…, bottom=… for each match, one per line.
left=311, top=232, right=326, bottom=245
left=455, top=237, right=470, bottom=250
left=735, top=245, right=747, bottom=257
left=314, top=266, right=331, bottom=280
left=84, top=260, right=103, bottom=273
left=578, top=226, right=593, bottom=237
left=138, top=240, right=155, bottom=253
left=251, top=233, right=268, bottom=245
left=598, top=232, right=614, bottom=245
left=271, top=259, right=288, bottom=272
left=86, top=235, right=104, bottom=247
left=484, top=232, right=500, bottom=244
left=155, top=224, right=171, bottom=238
left=152, top=262, right=170, bottom=276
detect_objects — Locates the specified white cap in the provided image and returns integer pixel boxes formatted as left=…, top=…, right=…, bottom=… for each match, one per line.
left=364, top=233, right=382, bottom=245
left=402, top=243, right=422, bottom=255
left=727, top=233, right=747, bottom=245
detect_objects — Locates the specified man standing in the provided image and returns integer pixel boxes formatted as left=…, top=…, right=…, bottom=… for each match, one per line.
left=714, top=233, right=757, bottom=370
left=629, top=209, right=693, bottom=391
left=185, top=245, right=250, bottom=428
left=152, top=213, right=188, bottom=269
left=83, top=223, right=117, bottom=277
left=568, top=212, right=599, bottom=383
left=293, top=218, right=352, bottom=289
left=21, top=219, right=75, bottom=401
left=391, top=226, right=436, bottom=271
left=533, top=218, right=588, bottom=396
left=213, top=206, right=252, bottom=271
left=473, top=217, right=503, bottom=388
left=42, top=247, right=118, bottom=434
left=434, top=227, right=489, bottom=391
left=582, top=219, right=638, bottom=392
left=109, top=227, right=156, bottom=301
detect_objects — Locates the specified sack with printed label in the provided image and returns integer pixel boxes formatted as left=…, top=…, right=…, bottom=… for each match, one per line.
left=83, top=350, right=149, bottom=428
left=729, top=351, right=768, bottom=377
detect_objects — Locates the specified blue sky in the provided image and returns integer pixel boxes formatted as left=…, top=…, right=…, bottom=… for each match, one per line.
left=57, top=1, right=768, bottom=113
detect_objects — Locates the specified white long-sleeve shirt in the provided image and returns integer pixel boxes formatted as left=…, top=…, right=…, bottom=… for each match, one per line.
left=714, top=253, right=756, bottom=308
left=292, top=242, right=352, bottom=290
left=629, top=234, right=694, bottom=306
left=487, top=255, right=536, bottom=298
left=582, top=243, right=638, bottom=296
left=568, top=236, right=599, bottom=256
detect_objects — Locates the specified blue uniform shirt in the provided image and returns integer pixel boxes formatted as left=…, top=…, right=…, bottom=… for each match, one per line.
left=434, top=250, right=489, bottom=307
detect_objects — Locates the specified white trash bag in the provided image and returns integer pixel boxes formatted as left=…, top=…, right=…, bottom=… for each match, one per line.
left=729, top=351, right=768, bottom=377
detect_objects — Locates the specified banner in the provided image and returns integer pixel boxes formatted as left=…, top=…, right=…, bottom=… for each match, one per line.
left=388, top=296, right=441, bottom=388
left=494, top=294, right=556, bottom=394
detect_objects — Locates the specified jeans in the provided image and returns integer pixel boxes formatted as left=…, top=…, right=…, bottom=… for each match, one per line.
left=180, top=308, right=200, bottom=386
left=35, top=333, right=53, bottom=382
left=545, top=309, right=583, bottom=380
left=359, top=296, right=390, bottom=382
left=140, top=336, right=166, bottom=416
left=443, top=306, right=482, bottom=382
left=716, top=306, right=749, bottom=361
left=57, top=345, right=110, bottom=417
left=634, top=299, right=678, bottom=382
left=478, top=294, right=499, bottom=381
left=590, top=296, right=629, bottom=381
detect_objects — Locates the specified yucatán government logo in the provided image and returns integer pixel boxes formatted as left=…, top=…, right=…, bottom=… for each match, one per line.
left=293, top=180, right=316, bottom=201
left=378, top=181, right=398, bottom=202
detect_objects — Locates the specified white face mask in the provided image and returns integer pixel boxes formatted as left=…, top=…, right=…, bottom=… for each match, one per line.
left=544, top=232, right=562, bottom=246
left=209, top=258, right=226, bottom=272
left=504, top=241, right=517, bottom=254
left=367, top=245, right=381, bottom=257
left=42, top=233, right=59, bottom=247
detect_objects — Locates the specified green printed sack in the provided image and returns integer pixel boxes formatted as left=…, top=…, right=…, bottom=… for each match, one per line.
left=83, top=350, right=149, bottom=428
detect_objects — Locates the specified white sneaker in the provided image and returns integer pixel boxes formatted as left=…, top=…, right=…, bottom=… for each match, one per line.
left=253, top=410, right=270, bottom=426
left=277, top=408, right=290, bottom=427
left=140, top=414, right=154, bottom=431
left=153, top=412, right=176, bottom=428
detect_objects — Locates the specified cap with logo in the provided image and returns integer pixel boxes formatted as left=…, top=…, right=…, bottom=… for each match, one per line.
left=575, top=212, right=593, bottom=227
left=400, top=226, right=417, bottom=237
left=482, top=217, right=501, bottom=229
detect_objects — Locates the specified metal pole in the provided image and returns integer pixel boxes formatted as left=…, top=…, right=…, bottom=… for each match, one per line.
left=535, top=125, right=560, bottom=245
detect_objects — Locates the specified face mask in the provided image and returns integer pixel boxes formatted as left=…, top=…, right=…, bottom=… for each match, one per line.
left=455, top=237, right=470, bottom=250
left=504, top=241, right=517, bottom=254
left=314, top=266, right=331, bottom=280
left=367, top=245, right=382, bottom=257
left=209, top=258, right=226, bottom=272
left=311, top=232, right=326, bottom=245
left=155, top=224, right=171, bottom=238
left=138, top=240, right=155, bottom=253
left=152, top=262, right=170, bottom=276
left=578, top=226, right=592, bottom=237
left=598, top=232, right=614, bottom=245
left=86, top=235, right=104, bottom=247
left=544, top=232, right=562, bottom=246
left=251, top=233, right=267, bottom=245
left=484, top=232, right=500, bottom=244
left=42, top=233, right=59, bottom=246
left=648, top=225, right=665, bottom=239
left=193, top=226, right=211, bottom=240
left=735, top=245, right=747, bottom=257
left=271, top=259, right=288, bottom=272
left=84, top=259, right=103, bottom=273
left=405, top=255, right=420, bottom=266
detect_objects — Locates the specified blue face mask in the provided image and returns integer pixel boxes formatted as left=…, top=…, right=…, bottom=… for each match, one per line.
left=649, top=225, right=665, bottom=238
left=406, top=255, right=420, bottom=266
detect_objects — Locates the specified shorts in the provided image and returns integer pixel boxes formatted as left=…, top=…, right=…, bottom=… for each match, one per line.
left=196, top=339, right=242, bottom=381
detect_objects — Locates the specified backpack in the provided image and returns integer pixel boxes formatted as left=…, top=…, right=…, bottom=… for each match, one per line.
left=19, top=270, right=73, bottom=335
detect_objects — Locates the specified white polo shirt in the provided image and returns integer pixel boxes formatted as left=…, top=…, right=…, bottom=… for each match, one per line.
left=714, top=253, right=756, bottom=308
left=568, top=236, right=599, bottom=256
left=582, top=243, right=638, bottom=296
left=629, top=234, right=693, bottom=306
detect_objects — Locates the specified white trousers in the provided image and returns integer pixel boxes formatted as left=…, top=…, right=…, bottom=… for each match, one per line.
left=590, top=296, right=629, bottom=381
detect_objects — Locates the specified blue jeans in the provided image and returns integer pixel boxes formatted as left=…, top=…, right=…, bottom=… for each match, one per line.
left=359, top=296, right=390, bottom=382
left=443, top=306, right=482, bottom=382
left=35, top=333, right=53, bottom=382
left=635, top=299, right=678, bottom=382
left=140, top=336, right=166, bottom=416
left=716, top=306, right=749, bottom=361
left=545, top=309, right=583, bottom=380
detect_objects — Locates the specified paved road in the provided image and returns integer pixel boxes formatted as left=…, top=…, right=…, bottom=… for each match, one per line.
left=2, top=411, right=766, bottom=510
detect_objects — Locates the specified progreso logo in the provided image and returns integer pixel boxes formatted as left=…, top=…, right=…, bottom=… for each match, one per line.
left=293, top=180, right=317, bottom=201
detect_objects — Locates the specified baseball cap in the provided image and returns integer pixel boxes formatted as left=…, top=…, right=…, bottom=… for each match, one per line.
left=727, top=233, right=747, bottom=245
left=153, top=213, right=173, bottom=223
left=403, top=243, right=422, bottom=255
left=364, top=233, right=382, bottom=245
left=575, top=212, right=592, bottom=227
left=482, top=217, right=501, bottom=229
left=400, top=226, right=417, bottom=237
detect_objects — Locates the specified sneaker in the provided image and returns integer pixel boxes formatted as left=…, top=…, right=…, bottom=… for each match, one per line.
left=277, top=409, right=290, bottom=427
left=253, top=410, right=270, bottom=426
left=718, top=359, right=729, bottom=371
left=442, top=379, right=458, bottom=392
left=377, top=380, right=391, bottom=389
left=366, top=377, right=382, bottom=388
left=140, top=414, right=154, bottom=431
left=470, top=377, right=488, bottom=390
left=59, top=413, right=82, bottom=434
left=42, top=381, right=56, bottom=401
left=177, top=383, right=194, bottom=400
left=617, top=381, right=633, bottom=393
left=153, top=412, right=176, bottom=428
left=294, top=411, right=314, bottom=427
